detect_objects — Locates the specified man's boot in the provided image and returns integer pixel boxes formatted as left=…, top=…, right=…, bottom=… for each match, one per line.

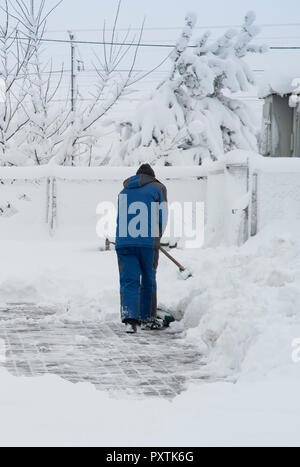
left=124, top=318, right=139, bottom=334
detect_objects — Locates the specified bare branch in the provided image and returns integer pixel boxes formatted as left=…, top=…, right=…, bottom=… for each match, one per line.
left=39, top=0, right=63, bottom=26
left=110, top=0, right=122, bottom=63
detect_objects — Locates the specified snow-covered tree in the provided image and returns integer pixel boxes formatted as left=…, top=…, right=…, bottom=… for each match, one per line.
left=0, top=0, right=33, bottom=165
left=0, top=0, right=66, bottom=165
left=11, top=0, right=69, bottom=165
left=50, top=0, right=148, bottom=166
left=16, top=0, right=69, bottom=165
left=115, top=11, right=267, bottom=166
left=0, top=0, right=164, bottom=166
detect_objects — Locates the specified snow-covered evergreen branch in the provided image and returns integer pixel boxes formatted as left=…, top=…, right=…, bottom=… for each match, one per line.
left=115, top=10, right=267, bottom=165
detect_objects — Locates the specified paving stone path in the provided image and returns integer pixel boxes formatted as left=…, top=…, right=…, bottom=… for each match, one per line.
left=0, top=304, right=208, bottom=399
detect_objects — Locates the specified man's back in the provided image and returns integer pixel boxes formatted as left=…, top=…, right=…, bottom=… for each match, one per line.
left=115, top=164, right=168, bottom=333
left=115, top=173, right=168, bottom=250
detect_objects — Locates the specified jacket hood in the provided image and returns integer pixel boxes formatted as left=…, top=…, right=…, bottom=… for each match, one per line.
left=123, top=174, right=156, bottom=189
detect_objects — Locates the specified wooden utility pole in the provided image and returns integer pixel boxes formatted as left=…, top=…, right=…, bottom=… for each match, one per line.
left=68, top=31, right=76, bottom=113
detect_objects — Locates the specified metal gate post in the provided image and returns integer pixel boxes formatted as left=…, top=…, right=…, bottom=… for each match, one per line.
left=226, top=162, right=250, bottom=245
left=250, top=172, right=258, bottom=237
left=47, top=176, right=56, bottom=236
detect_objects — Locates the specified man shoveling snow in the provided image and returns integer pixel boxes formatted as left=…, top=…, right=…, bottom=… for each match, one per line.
left=115, top=164, right=168, bottom=333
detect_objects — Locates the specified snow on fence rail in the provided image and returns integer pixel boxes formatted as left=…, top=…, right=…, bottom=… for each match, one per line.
left=0, top=166, right=212, bottom=180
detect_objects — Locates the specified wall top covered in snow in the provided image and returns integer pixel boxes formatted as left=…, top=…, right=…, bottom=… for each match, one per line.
left=251, top=156, right=300, bottom=173
left=258, top=68, right=300, bottom=99
left=0, top=164, right=226, bottom=181
left=222, top=150, right=300, bottom=173
left=1, top=150, right=300, bottom=179
left=1, top=152, right=300, bottom=180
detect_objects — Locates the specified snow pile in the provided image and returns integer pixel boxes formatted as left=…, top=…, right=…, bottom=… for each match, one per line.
left=0, top=241, right=120, bottom=322
left=165, top=222, right=300, bottom=381
left=0, top=366, right=300, bottom=447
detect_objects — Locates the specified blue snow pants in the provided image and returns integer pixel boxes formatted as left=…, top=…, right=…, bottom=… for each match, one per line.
left=117, top=247, right=159, bottom=323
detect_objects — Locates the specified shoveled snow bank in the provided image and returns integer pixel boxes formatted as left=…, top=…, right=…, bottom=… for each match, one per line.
left=0, top=241, right=121, bottom=322
left=166, top=221, right=300, bottom=381
left=0, top=368, right=299, bottom=447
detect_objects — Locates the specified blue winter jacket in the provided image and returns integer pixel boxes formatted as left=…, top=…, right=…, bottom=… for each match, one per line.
left=115, top=174, right=168, bottom=249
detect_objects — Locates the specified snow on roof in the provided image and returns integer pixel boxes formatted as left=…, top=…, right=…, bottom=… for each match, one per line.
left=258, top=68, right=300, bottom=99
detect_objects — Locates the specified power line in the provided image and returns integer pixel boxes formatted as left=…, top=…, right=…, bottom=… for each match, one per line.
left=44, top=33, right=300, bottom=44
left=13, top=35, right=300, bottom=50
left=270, top=46, right=300, bottom=49
left=8, top=94, right=263, bottom=104
left=11, top=67, right=266, bottom=77
left=46, top=23, right=300, bottom=33
left=260, top=36, right=300, bottom=40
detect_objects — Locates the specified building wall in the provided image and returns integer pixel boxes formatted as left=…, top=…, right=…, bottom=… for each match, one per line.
left=262, top=95, right=296, bottom=157
left=292, top=108, right=300, bottom=157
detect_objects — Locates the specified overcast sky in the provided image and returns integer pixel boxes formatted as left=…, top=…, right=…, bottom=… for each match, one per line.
left=45, top=0, right=300, bottom=72
left=47, top=0, right=300, bottom=31
left=42, top=0, right=300, bottom=119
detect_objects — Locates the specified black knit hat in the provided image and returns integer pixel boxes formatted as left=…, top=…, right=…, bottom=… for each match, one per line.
left=136, top=163, right=155, bottom=178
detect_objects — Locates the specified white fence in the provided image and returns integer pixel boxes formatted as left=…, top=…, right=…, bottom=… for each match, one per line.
left=1, top=156, right=298, bottom=246
left=0, top=178, right=48, bottom=240
left=205, top=163, right=249, bottom=246
left=203, top=155, right=300, bottom=245
left=250, top=159, right=300, bottom=234
left=0, top=166, right=206, bottom=244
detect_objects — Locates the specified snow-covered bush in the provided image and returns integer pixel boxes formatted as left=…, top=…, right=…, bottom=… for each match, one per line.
left=0, top=0, right=68, bottom=166
left=115, top=11, right=267, bottom=166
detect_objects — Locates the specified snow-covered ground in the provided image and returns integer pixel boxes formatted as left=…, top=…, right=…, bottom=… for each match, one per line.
left=0, top=220, right=300, bottom=446
left=0, top=368, right=299, bottom=447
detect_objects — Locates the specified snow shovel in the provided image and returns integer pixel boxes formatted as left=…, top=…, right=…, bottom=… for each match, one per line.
left=159, top=246, right=192, bottom=280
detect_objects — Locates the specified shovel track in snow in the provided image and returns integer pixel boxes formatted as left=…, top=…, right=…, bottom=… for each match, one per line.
left=0, top=304, right=208, bottom=399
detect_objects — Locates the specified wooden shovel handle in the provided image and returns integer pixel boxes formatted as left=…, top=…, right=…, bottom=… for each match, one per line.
left=106, top=239, right=186, bottom=272
left=159, top=246, right=186, bottom=272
